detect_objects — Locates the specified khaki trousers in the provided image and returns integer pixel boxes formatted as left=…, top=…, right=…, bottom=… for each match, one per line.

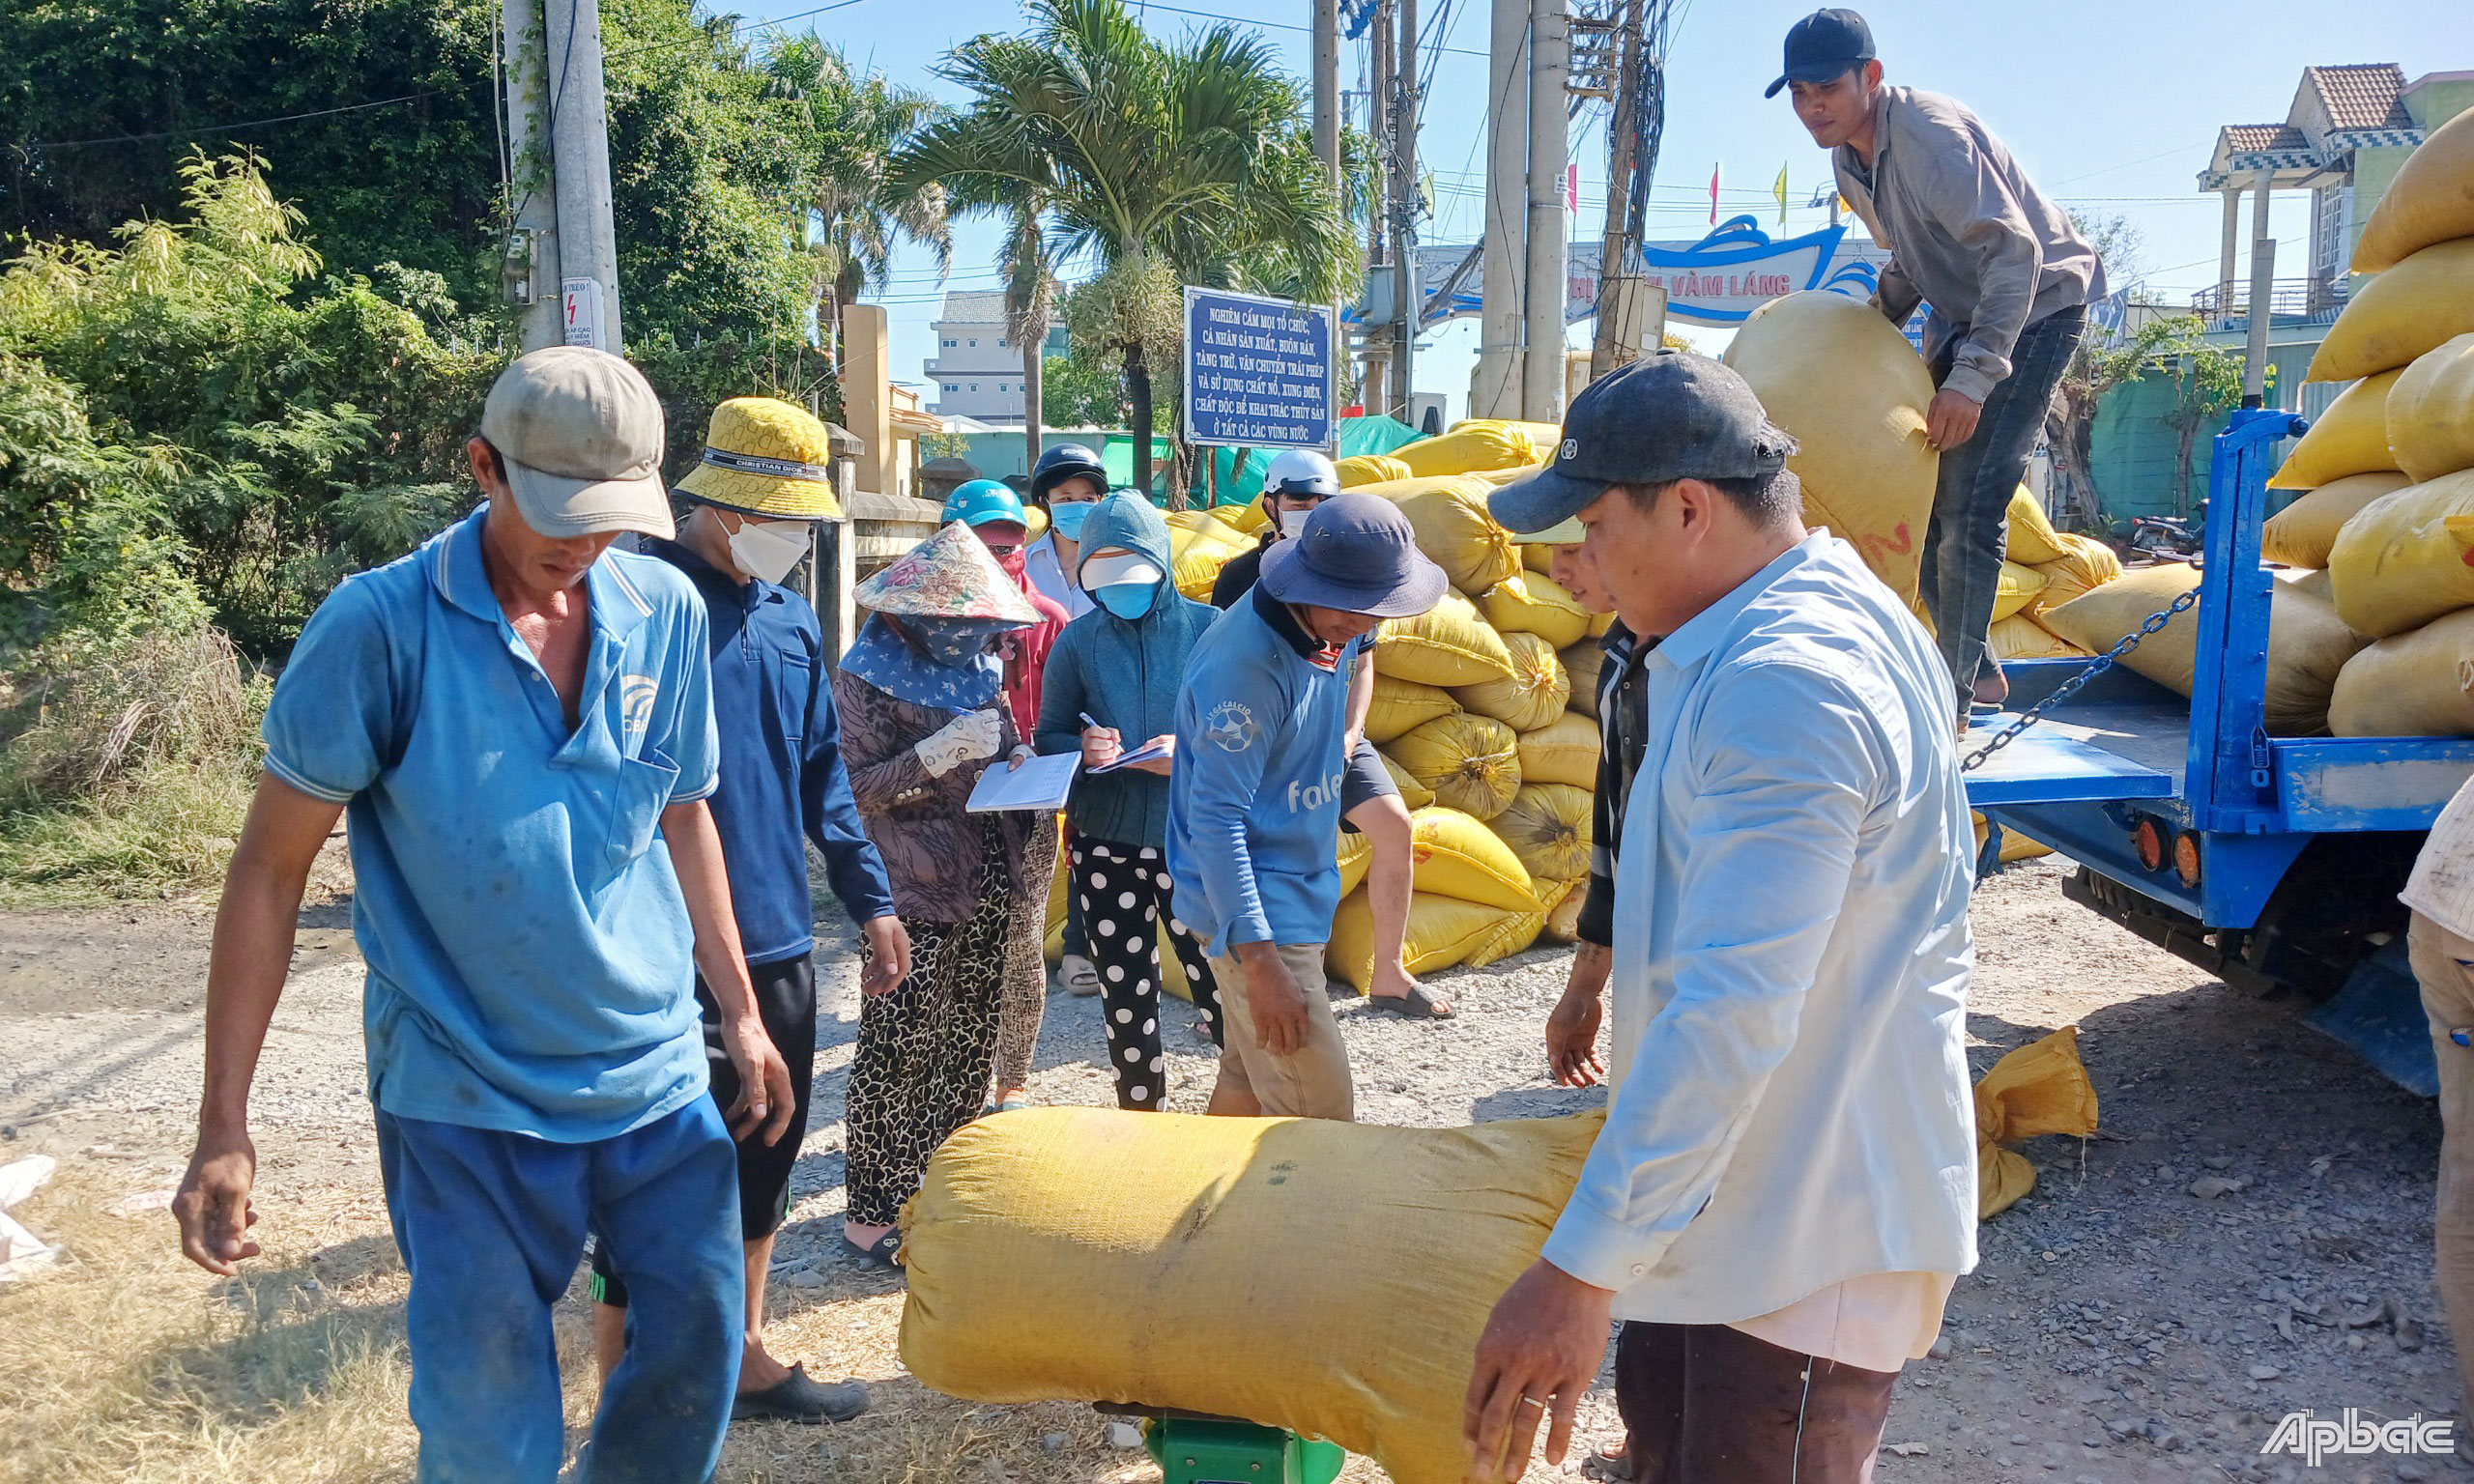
left=2408, top=911, right=2474, bottom=1412
left=1207, top=943, right=1354, bottom=1121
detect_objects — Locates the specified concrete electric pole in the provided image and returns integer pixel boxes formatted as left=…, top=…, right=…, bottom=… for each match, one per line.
left=1520, top=0, right=1568, bottom=422
left=1587, top=0, right=1645, bottom=381
left=503, top=0, right=624, bottom=352
left=1390, top=0, right=1420, bottom=418
left=1313, top=0, right=1341, bottom=427
left=1366, top=4, right=1395, bottom=413
left=1474, top=0, right=1528, bottom=420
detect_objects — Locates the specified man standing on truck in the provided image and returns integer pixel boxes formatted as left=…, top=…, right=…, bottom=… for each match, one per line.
left=1462, top=353, right=1978, bottom=1482
left=1772, top=7, right=2102, bottom=716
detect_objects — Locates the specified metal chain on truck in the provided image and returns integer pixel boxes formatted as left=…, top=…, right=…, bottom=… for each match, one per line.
left=1958, top=585, right=2201, bottom=773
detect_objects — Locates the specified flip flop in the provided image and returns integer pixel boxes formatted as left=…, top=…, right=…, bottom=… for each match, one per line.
left=1367, top=984, right=1454, bottom=1019
left=841, top=1229, right=902, bottom=1269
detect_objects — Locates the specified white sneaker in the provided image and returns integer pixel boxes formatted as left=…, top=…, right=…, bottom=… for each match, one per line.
left=1059, top=954, right=1102, bottom=996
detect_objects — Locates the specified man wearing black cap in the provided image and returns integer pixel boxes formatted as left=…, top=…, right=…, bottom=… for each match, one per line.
left=1770, top=7, right=2101, bottom=713
left=1465, top=353, right=1978, bottom=1484
left=1166, top=493, right=1448, bottom=1119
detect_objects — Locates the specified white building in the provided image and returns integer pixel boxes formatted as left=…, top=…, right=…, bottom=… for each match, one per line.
left=926, top=290, right=1066, bottom=424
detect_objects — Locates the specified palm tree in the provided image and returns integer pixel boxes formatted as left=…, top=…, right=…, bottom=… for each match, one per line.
left=762, top=34, right=953, bottom=368
left=998, top=191, right=1057, bottom=471
left=888, top=0, right=1351, bottom=491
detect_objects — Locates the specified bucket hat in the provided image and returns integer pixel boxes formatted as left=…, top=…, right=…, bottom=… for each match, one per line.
left=854, top=521, right=1043, bottom=625
left=479, top=347, right=675, bottom=540
left=674, top=396, right=846, bottom=521
left=1256, top=492, right=1448, bottom=619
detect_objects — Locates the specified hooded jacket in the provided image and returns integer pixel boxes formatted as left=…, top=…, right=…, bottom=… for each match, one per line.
left=1035, top=492, right=1220, bottom=850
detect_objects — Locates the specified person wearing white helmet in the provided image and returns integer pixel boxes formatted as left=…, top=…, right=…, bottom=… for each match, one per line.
left=1209, top=449, right=1452, bottom=1020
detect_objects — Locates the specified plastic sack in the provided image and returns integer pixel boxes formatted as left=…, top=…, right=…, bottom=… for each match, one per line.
left=2040, top=562, right=2370, bottom=734
left=1366, top=675, right=1457, bottom=745
left=2352, top=106, right=2474, bottom=273
left=1393, top=419, right=1553, bottom=477
left=1404, top=805, right=1539, bottom=912
left=1561, top=642, right=1605, bottom=718
left=1522, top=543, right=1556, bottom=574
left=2308, top=239, right=2474, bottom=384
left=1337, top=829, right=1373, bottom=900
left=1328, top=890, right=1545, bottom=989
left=1388, top=713, right=1521, bottom=821
left=1539, top=877, right=1586, bottom=944
left=2327, top=470, right=2474, bottom=637
left=2004, top=486, right=2068, bottom=565
left=1336, top=453, right=1414, bottom=487
left=1377, top=749, right=1437, bottom=810
left=1488, top=783, right=1593, bottom=884
left=1351, top=474, right=1521, bottom=592
left=1989, top=614, right=2087, bottom=661
left=2330, top=608, right=2474, bottom=736
left=2261, top=471, right=2414, bottom=569
left=1516, top=711, right=1599, bottom=787
left=1992, top=560, right=2049, bottom=621
left=898, top=1107, right=1603, bottom=1484
left=1975, top=1026, right=2099, bottom=1219
left=1721, top=292, right=1937, bottom=606
left=1167, top=520, right=1251, bottom=599
left=2389, top=332, right=2474, bottom=484
left=1971, top=809, right=2055, bottom=864
left=2028, top=531, right=2122, bottom=613
left=1452, top=631, right=1570, bottom=733
left=1477, top=571, right=1592, bottom=649
left=2268, top=369, right=2402, bottom=489
left=1375, top=590, right=1519, bottom=686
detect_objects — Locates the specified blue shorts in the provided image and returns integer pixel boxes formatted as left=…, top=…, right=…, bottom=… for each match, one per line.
left=1339, top=735, right=1399, bottom=832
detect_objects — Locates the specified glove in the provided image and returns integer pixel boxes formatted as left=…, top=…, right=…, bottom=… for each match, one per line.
left=915, top=709, right=1003, bottom=777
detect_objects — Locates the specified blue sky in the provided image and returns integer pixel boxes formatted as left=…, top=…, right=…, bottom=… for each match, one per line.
left=734, top=0, right=2465, bottom=424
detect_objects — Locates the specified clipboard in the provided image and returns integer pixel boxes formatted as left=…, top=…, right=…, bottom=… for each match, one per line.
left=966, top=751, right=1079, bottom=813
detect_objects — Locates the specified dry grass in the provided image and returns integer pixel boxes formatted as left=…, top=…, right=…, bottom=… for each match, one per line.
left=0, top=1160, right=1284, bottom=1484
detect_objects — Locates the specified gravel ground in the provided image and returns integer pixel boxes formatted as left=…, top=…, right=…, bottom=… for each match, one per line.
left=2, top=856, right=2467, bottom=1482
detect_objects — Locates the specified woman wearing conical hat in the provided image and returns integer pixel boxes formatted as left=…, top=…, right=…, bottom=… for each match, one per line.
left=830, top=522, right=1046, bottom=1264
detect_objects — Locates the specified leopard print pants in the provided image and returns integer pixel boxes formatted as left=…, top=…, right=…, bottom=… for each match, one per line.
left=991, top=814, right=1059, bottom=1092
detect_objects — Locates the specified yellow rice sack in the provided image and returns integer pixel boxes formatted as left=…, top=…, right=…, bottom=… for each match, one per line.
left=1377, top=749, right=1436, bottom=810
left=2327, top=471, right=2474, bottom=637
left=1992, top=560, right=2049, bottom=621
left=898, top=1106, right=1603, bottom=1484
left=1989, top=614, right=2088, bottom=661
left=1477, top=571, right=1593, bottom=649
left=1471, top=462, right=1547, bottom=488
left=1327, top=889, right=1543, bottom=988
left=2352, top=106, right=2474, bottom=273
left=1562, top=641, right=1605, bottom=718
left=1516, top=711, right=1599, bottom=787
left=1348, top=474, right=1520, bottom=593
left=1337, top=829, right=1373, bottom=900
left=1539, top=877, right=1586, bottom=943
left=1392, top=419, right=1554, bottom=477
left=1167, top=521, right=1250, bottom=599
left=1971, top=811, right=2054, bottom=865
left=1221, top=500, right=1271, bottom=535
left=1487, top=783, right=1594, bottom=884
left=2004, top=486, right=2068, bottom=564
left=2041, top=562, right=2370, bottom=734
left=1405, top=805, right=1538, bottom=913
left=1336, top=453, right=1414, bottom=487
left=1522, top=543, right=1556, bottom=574
left=2268, top=369, right=2403, bottom=489
left=2308, top=239, right=2474, bottom=384
left=1374, top=590, right=1518, bottom=686
left=1388, top=713, right=1521, bottom=821
left=1452, top=631, right=1570, bottom=733
left=2261, top=471, right=2414, bottom=569
left=1366, top=675, right=1457, bottom=745
left=1588, top=609, right=1616, bottom=638
left=2389, top=333, right=2474, bottom=484
left=1722, top=292, right=1937, bottom=606
left=2028, top=531, right=2122, bottom=612
left=2330, top=608, right=2474, bottom=736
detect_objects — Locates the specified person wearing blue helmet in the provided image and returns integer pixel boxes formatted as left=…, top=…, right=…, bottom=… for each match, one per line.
left=941, top=479, right=1069, bottom=1113
left=1023, top=442, right=1108, bottom=621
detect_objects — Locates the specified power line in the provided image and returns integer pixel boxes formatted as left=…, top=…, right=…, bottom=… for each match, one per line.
left=1138, top=0, right=1489, bottom=58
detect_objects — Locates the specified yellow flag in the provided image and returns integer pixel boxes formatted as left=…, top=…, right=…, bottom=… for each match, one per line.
left=1773, top=163, right=1789, bottom=225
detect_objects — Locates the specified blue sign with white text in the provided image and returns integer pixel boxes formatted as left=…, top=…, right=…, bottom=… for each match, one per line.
left=1183, top=287, right=1334, bottom=452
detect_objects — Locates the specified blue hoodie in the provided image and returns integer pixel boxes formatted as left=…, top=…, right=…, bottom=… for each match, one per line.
left=1035, top=493, right=1220, bottom=850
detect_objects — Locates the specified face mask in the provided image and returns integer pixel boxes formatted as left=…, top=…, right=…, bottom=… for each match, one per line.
left=990, top=545, right=1028, bottom=582
left=727, top=516, right=809, bottom=585
left=1277, top=506, right=1317, bottom=540
left=1093, top=581, right=1157, bottom=620
left=910, top=619, right=1004, bottom=666
left=1049, top=501, right=1095, bottom=540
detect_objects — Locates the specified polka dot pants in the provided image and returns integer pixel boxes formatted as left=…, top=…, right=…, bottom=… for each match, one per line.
left=1073, top=839, right=1223, bottom=1110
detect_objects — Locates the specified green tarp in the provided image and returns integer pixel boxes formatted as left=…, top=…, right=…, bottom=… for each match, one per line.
left=1203, top=415, right=1426, bottom=507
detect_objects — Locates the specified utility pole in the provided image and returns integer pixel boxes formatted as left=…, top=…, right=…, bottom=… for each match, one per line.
left=1390, top=0, right=1420, bottom=417
left=1520, top=0, right=1568, bottom=422
left=502, top=0, right=561, bottom=350
left=1588, top=0, right=1645, bottom=380
left=2242, top=170, right=2275, bottom=407
left=1314, top=0, right=1342, bottom=429
left=1366, top=4, right=1395, bottom=414
left=1475, top=0, right=1528, bottom=420
left=503, top=0, right=624, bottom=351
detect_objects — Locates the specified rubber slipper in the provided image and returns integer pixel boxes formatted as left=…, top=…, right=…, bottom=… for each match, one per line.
left=841, top=1229, right=902, bottom=1269
left=1058, top=955, right=1102, bottom=997
left=1367, top=984, right=1454, bottom=1019
left=733, top=1364, right=872, bottom=1424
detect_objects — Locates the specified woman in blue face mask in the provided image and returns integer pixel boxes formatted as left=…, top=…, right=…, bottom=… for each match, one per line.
left=1022, top=443, right=1109, bottom=621
left=1032, top=492, right=1229, bottom=1109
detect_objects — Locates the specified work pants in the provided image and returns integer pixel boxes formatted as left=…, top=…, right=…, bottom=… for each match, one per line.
left=1616, top=1321, right=1900, bottom=1484
left=1919, top=305, right=2086, bottom=703
left=376, top=1099, right=741, bottom=1484
left=1205, top=942, right=1354, bottom=1121
left=2409, top=911, right=2474, bottom=1412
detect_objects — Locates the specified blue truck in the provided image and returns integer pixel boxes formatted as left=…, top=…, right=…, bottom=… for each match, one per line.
left=1963, top=407, right=2474, bottom=1095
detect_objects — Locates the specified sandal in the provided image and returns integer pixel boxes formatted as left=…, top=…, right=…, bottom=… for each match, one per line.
left=1059, top=955, right=1102, bottom=997
left=841, top=1229, right=902, bottom=1269
left=1367, top=984, right=1454, bottom=1019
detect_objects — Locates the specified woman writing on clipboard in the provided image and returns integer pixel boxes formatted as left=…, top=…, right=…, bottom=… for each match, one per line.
left=830, top=522, right=1045, bottom=1265
left=1034, top=491, right=1226, bottom=1111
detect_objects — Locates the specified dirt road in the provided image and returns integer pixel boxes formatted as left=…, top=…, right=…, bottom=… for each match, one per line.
left=0, top=859, right=2462, bottom=1483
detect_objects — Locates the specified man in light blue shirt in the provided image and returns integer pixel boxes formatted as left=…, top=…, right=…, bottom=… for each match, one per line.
left=172, top=348, right=792, bottom=1484
left=1465, top=353, right=1977, bottom=1483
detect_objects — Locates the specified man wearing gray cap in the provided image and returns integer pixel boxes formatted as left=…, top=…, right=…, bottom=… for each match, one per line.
left=173, top=346, right=791, bottom=1482
left=1463, top=353, right=1977, bottom=1484
left=1167, top=492, right=1447, bottom=1120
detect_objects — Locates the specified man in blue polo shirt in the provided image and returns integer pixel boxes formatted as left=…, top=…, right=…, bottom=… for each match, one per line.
left=172, top=347, right=792, bottom=1484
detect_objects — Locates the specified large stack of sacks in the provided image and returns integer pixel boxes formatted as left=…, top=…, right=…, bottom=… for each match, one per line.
left=1985, top=487, right=2124, bottom=662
